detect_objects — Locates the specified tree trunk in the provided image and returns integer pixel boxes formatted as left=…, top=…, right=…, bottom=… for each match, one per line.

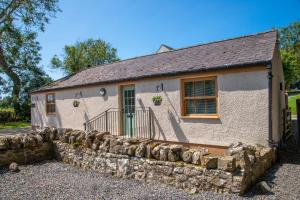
left=0, top=44, right=21, bottom=116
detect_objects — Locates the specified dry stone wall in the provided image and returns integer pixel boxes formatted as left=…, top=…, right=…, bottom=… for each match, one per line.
left=0, top=129, right=56, bottom=166
left=0, top=128, right=276, bottom=195
left=53, top=130, right=277, bottom=195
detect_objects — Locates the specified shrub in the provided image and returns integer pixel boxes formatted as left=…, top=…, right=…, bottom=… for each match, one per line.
left=0, top=108, right=17, bottom=123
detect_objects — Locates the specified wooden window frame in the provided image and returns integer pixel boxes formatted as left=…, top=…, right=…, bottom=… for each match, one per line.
left=46, top=93, right=56, bottom=115
left=180, top=76, right=219, bottom=119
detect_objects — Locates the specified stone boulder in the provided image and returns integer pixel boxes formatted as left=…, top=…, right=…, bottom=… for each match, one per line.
left=110, top=145, right=123, bottom=154
left=49, top=127, right=58, bottom=141
left=9, top=162, right=19, bottom=172
left=8, top=136, right=22, bottom=150
left=0, top=137, right=9, bottom=150
left=57, top=128, right=73, bottom=140
left=168, top=145, right=182, bottom=162
left=151, top=144, right=162, bottom=160
left=146, top=142, right=160, bottom=159
left=257, top=181, right=272, bottom=193
left=159, top=146, right=169, bottom=161
left=218, top=156, right=236, bottom=172
left=127, top=145, right=137, bottom=156
left=135, top=143, right=146, bottom=158
left=192, top=148, right=209, bottom=165
left=99, top=138, right=110, bottom=152
left=109, top=138, right=123, bottom=153
left=226, top=142, right=244, bottom=156
left=201, top=155, right=218, bottom=169
left=182, top=150, right=194, bottom=163
left=22, top=135, right=37, bottom=148
left=34, top=134, right=44, bottom=146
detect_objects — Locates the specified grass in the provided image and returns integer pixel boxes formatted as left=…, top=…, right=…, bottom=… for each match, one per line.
left=0, top=122, right=31, bottom=129
left=288, top=94, right=300, bottom=116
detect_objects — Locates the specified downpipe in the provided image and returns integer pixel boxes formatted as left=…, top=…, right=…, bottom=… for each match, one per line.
left=267, top=63, right=275, bottom=147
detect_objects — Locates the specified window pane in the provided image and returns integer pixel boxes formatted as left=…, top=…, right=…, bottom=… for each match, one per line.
left=186, top=100, right=195, bottom=114
left=194, top=81, right=205, bottom=96
left=206, top=99, right=217, bottom=114
left=205, top=80, right=215, bottom=96
left=47, top=104, right=55, bottom=113
left=184, top=82, right=193, bottom=97
left=47, top=94, right=55, bottom=103
left=195, top=99, right=205, bottom=114
left=186, top=99, right=205, bottom=114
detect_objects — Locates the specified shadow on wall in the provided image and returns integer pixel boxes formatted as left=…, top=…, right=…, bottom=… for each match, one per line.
left=138, top=98, right=166, bottom=140
left=168, top=110, right=189, bottom=142
left=48, top=108, right=62, bottom=128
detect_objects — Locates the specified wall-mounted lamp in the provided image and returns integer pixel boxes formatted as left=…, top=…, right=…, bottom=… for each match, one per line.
left=99, top=88, right=106, bottom=96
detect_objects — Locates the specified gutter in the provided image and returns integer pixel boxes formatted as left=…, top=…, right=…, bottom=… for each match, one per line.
left=266, top=63, right=274, bottom=147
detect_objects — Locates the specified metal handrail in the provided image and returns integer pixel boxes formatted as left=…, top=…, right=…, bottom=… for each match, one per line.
left=84, top=107, right=153, bottom=139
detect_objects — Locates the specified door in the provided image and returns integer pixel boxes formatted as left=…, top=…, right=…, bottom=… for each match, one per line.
left=122, top=85, right=135, bottom=137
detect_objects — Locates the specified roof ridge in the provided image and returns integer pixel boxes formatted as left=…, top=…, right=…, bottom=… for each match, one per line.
left=46, top=29, right=277, bottom=85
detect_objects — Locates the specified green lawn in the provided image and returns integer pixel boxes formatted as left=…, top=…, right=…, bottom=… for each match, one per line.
left=288, top=94, right=300, bottom=116
left=0, top=122, right=31, bottom=129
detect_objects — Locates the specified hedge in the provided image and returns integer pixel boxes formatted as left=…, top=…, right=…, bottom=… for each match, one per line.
left=0, top=108, right=17, bottom=123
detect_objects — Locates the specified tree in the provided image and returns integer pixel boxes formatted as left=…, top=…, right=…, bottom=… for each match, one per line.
left=0, top=0, right=60, bottom=115
left=279, top=22, right=300, bottom=86
left=51, top=38, right=119, bottom=74
left=281, top=49, right=299, bottom=86
left=18, top=61, right=52, bottom=119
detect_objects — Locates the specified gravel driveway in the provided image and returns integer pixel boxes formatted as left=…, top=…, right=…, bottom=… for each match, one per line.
left=1, top=144, right=300, bottom=200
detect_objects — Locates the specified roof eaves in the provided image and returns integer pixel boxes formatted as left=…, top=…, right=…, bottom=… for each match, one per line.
left=31, top=60, right=271, bottom=94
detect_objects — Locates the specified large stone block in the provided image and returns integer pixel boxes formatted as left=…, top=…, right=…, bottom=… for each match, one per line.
left=192, top=149, right=209, bottom=165
left=218, top=156, right=236, bottom=172
left=135, top=143, right=146, bottom=158
left=168, top=145, right=182, bottom=162
left=0, top=137, right=9, bottom=150
left=182, top=150, right=194, bottom=163
left=159, top=146, right=169, bottom=161
left=201, top=155, right=218, bottom=169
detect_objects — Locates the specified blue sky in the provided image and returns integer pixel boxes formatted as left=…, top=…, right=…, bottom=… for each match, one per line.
left=38, top=0, right=300, bottom=80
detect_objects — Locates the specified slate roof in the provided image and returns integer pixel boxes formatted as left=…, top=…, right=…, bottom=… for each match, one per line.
left=33, top=30, right=277, bottom=93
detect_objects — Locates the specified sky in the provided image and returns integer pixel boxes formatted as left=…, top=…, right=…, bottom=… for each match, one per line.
left=37, top=0, right=300, bottom=80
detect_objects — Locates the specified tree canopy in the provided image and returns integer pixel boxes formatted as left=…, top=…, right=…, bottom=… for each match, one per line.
left=0, top=0, right=59, bottom=116
left=51, top=38, right=119, bottom=74
left=279, top=22, right=300, bottom=86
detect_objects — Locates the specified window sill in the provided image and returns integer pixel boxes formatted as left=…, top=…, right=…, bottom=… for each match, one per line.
left=46, top=113, right=56, bottom=116
left=181, top=115, right=219, bottom=119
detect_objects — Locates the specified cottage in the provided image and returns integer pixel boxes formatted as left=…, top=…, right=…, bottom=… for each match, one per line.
left=31, top=30, right=285, bottom=150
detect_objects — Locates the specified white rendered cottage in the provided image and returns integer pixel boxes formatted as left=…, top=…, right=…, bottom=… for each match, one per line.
left=31, top=30, right=285, bottom=152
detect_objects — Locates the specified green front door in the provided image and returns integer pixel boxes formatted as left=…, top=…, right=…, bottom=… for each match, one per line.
left=122, top=85, right=135, bottom=137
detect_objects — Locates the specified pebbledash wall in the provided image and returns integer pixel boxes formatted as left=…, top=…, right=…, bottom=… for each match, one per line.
left=31, top=64, right=284, bottom=147
left=271, top=47, right=285, bottom=144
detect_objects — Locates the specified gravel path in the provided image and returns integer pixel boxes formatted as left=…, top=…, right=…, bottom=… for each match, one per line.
left=1, top=144, right=300, bottom=200
left=0, top=161, right=238, bottom=200
left=0, top=127, right=31, bottom=136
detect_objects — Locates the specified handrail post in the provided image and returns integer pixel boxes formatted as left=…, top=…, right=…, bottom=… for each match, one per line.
left=105, top=110, right=108, bottom=132
left=148, top=107, right=152, bottom=139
